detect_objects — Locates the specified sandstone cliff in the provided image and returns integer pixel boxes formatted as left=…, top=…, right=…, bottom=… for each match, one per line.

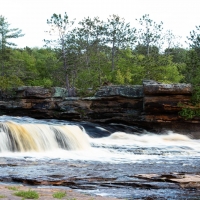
left=0, top=81, right=199, bottom=137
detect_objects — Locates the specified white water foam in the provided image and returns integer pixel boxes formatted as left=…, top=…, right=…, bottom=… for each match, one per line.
left=0, top=116, right=199, bottom=163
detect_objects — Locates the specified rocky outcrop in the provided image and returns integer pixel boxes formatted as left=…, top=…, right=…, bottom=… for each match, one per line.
left=15, top=86, right=67, bottom=99
left=95, top=85, right=143, bottom=98
left=0, top=81, right=199, bottom=137
left=143, top=80, right=192, bottom=95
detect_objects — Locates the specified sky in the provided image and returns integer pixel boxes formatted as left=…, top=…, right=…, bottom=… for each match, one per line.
left=0, top=0, right=200, bottom=48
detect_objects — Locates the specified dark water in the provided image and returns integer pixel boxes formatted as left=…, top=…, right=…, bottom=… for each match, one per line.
left=0, top=115, right=200, bottom=199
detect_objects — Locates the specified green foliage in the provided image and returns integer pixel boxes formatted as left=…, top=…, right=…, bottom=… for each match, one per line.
left=187, top=25, right=200, bottom=53
left=183, top=49, right=200, bottom=84
left=0, top=195, right=6, bottom=198
left=179, top=107, right=198, bottom=120
left=164, top=47, right=187, bottom=63
left=14, top=190, right=39, bottom=199
left=29, top=78, right=53, bottom=88
left=136, top=14, right=163, bottom=56
left=134, top=44, right=159, bottom=56
left=45, top=12, right=75, bottom=95
left=178, top=25, right=200, bottom=119
left=0, top=12, right=197, bottom=98
left=0, top=15, right=24, bottom=48
left=0, top=75, right=23, bottom=91
left=6, top=186, right=19, bottom=191
left=0, top=15, right=24, bottom=76
left=105, top=14, right=137, bottom=71
left=52, top=191, right=66, bottom=199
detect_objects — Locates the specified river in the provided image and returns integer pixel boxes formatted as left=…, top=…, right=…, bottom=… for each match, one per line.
left=0, top=115, right=199, bottom=199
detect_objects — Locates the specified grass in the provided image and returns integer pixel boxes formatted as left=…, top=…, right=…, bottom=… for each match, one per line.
left=53, top=191, right=66, bottom=199
left=0, top=195, right=6, bottom=198
left=14, top=189, right=39, bottom=199
left=6, top=186, right=19, bottom=191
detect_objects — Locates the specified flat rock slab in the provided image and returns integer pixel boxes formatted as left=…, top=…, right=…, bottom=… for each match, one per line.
left=95, top=85, right=143, bottom=98
left=135, top=173, right=200, bottom=189
left=0, top=184, right=121, bottom=200
left=143, top=81, right=192, bottom=95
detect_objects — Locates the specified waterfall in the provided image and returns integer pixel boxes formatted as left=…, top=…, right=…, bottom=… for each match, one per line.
left=0, top=121, right=91, bottom=152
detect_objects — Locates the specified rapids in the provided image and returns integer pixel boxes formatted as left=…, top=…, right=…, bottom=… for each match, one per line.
left=0, top=116, right=199, bottom=163
left=0, top=115, right=200, bottom=199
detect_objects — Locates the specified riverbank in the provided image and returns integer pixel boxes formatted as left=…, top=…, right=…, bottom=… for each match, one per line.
left=0, top=184, right=122, bottom=200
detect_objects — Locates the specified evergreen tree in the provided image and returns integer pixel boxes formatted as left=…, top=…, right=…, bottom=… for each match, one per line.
left=0, top=15, right=24, bottom=76
left=45, top=12, right=75, bottom=96
left=105, top=14, right=137, bottom=71
left=136, top=14, right=163, bottom=56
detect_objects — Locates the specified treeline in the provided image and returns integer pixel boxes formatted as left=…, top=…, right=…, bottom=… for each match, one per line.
left=0, top=13, right=200, bottom=97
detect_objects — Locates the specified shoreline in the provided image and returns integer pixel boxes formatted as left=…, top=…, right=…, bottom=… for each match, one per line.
left=0, top=183, right=122, bottom=200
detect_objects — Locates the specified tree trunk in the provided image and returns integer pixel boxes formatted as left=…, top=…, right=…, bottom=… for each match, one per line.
left=111, top=40, right=115, bottom=71
left=61, top=39, right=72, bottom=97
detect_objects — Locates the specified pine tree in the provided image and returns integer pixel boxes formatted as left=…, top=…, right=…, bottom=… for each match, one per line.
left=0, top=15, right=24, bottom=76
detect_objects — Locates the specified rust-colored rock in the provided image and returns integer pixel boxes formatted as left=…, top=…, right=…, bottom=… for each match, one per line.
left=144, top=95, right=191, bottom=113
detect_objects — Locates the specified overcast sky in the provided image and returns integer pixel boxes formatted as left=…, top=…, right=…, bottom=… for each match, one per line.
left=0, top=0, right=199, bottom=48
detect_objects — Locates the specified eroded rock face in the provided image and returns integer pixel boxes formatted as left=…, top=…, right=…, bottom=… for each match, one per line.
left=143, top=95, right=191, bottom=113
left=0, top=81, right=199, bottom=136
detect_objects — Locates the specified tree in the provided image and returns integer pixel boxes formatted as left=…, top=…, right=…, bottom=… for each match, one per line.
left=45, top=12, right=75, bottom=96
left=184, top=26, right=200, bottom=84
left=140, top=54, right=183, bottom=83
left=0, top=15, right=24, bottom=76
left=187, top=25, right=200, bottom=54
left=136, top=14, right=163, bottom=56
left=183, top=49, right=200, bottom=84
left=164, top=30, right=182, bottom=55
left=164, top=47, right=187, bottom=63
left=134, top=44, right=159, bottom=56
left=105, top=14, right=137, bottom=71
left=114, top=48, right=144, bottom=85
left=73, top=16, right=112, bottom=91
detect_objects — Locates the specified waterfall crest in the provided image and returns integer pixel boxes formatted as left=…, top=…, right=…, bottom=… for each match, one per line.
left=0, top=121, right=91, bottom=152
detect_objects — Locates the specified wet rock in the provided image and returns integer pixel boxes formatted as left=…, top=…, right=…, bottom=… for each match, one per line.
left=135, top=173, right=200, bottom=189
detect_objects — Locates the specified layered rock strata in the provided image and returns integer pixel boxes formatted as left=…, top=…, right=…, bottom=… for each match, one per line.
left=0, top=81, right=199, bottom=137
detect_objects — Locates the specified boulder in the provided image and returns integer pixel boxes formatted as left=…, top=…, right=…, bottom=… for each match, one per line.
left=51, top=87, right=67, bottom=98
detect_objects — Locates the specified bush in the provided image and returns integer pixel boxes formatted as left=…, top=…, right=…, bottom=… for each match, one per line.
left=14, top=190, right=39, bottom=199
left=52, top=191, right=66, bottom=199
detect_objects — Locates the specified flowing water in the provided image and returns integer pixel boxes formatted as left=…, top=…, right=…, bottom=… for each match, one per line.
left=0, top=115, right=200, bottom=199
